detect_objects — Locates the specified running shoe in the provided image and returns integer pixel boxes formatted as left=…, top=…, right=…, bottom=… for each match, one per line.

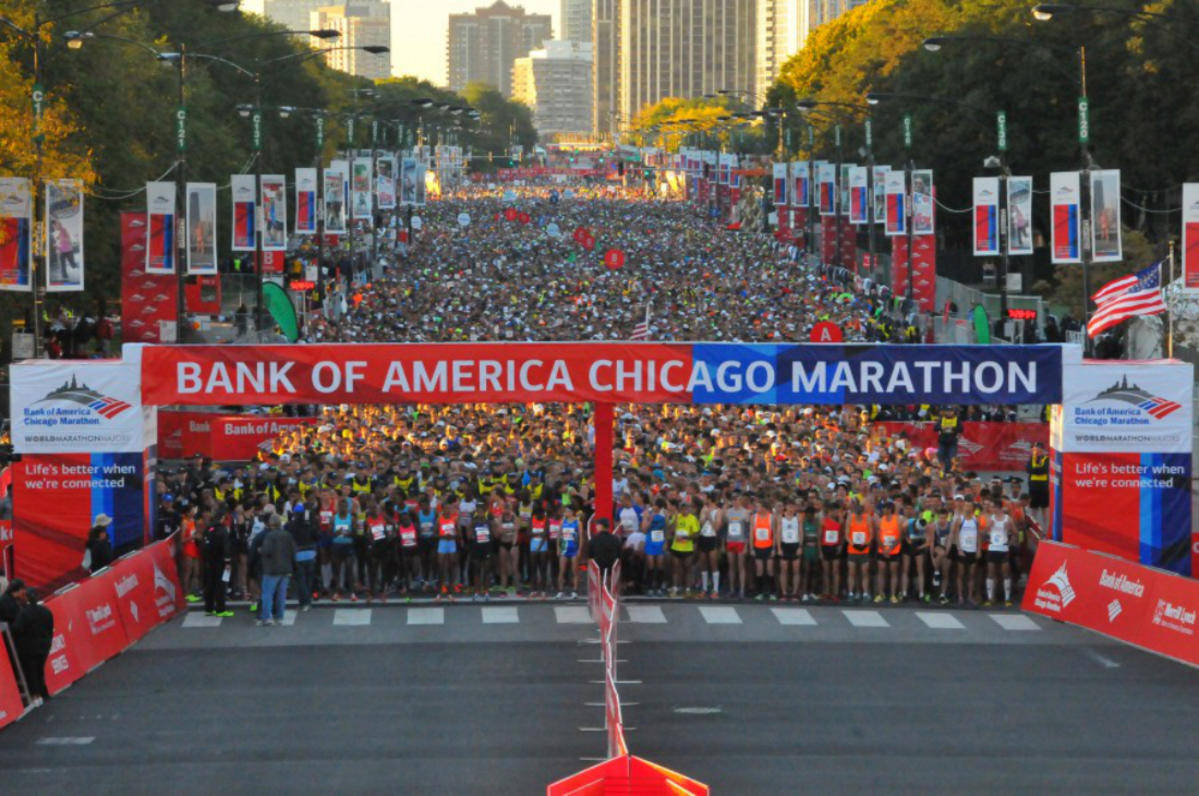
left=982, top=600, right=993, bottom=607
left=939, top=595, right=950, bottom=605
left=873, top=594, right=885, bottom=604
left=569, top=591, right=578, bottom=600
left=186, top=594, right=201, bottom=603
left=555, top=591, right=565, bottom=599
left=1004, top=600, right=1013, bottom=608
left=256, top=619, right=274, bottom=627
left=351, top=593, right=359, bottom=603
left=249, top=602, right=259, bottom=613
left=922, top=594, right=931, bottom=604
left=890, top=595, right=899, bottom=604
left=215, top=610, right=235, bottom=618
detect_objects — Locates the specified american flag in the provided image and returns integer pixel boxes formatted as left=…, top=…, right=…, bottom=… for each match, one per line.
left=630, top=305, right=651, bottom=340
left=1087, top=261, right=1167, bottom=338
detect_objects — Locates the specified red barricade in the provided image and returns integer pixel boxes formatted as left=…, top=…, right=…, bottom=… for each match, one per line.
left=43, top=586, right=95, bottom=695
left=1023, top=540, right=1199, bottom=667
left=872, top=421, right=1047, bottom=472
left=159, top=410, right=318, bottom=460
left=0, top=641, right=26, bottom=730
left=107, top=537, right=184, bottom=643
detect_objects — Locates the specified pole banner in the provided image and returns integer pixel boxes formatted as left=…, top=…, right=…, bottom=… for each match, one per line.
left=44, top=179, right=84, bottom=292
left=817, top=161, right=836, bottom=216
left=351, top=157, right=372, bottom=219
left=230, top=174, right=256, bottom=251
left=400, top=156, right=417, bottom=206
left=0, top=177, right=32, bottom=292
left=792, top=161, right=809, bottom=208
left=972, top=176, right=1000, bottom=256
left=1007, top=176, right=1034, bottom=256
left=259, top=174, right=287, bottom=252
left=138, top=342, right=1067, bottom=408
left=848, top=166, right=868, bottom=225
left=1090, top=169, right=1122, bottom=263
left=871, top=165, right=890, bottom=226
left=1182, top=183, right=1199, bottom=291
left=884, top=170, right=906, bottom=237
left=294, top=168, right=317, bottom=235
left=324, top=162, right=347, bottom=234
left=839, top=164, right=853, bottom=218
left=185, top=183, right=217, bottom=275
left=911, top=169, right=934, bottom=236
left=145, top=181, right=175, bottom=275
left=377, top=155, right=397, bottom=210
left=772, top=162, right=787, bottom=206
left=1051, top=171, right=1082, bottom=263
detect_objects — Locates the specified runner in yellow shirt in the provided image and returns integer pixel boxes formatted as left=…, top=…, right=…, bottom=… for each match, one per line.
left=669, top=500, right=700, bottom=598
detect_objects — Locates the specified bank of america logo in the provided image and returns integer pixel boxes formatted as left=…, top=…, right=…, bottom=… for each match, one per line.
left=1047, top=563, right=1076, bottom=607
left=1107, top=599, right=1122, bottom=622
left=1090, top=375, right=1181, bottom=419
left=37, top=375, right=132, bottom=418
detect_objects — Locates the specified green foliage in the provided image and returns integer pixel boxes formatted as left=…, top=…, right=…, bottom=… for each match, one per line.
left=461, top=82, right=537, bottom=166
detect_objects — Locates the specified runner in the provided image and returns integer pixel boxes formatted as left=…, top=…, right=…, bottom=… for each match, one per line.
left=845, top=498, right=874, bottom=602
left=800, top=502, right=821, bottom=602
left=750, top=498, right=777, bottom=602
left=528, top=505, right=550, bottom=598
left=984, top=498, right=1014, bottom=607
left=435, top=499, right=460, bottom=602
left=901, top=496, right=930, bottom=603
left=724, top=494, right=751, bottom=599
left=395, top=507, right=419, bottom=598
left=875, top=501, right=902, bottom=604
left=469, top=510, right=494, bottom=601
left=931, top=508, right=954, bottom=605
left=954, top=501, right=982, bottom=606
left=697, top=494, right=722, bottom=599
left=496, top=504, right=519, bottom=596
left=819, top=500, right=844, bottom=601
left=777, top=500, right=802, bottom=601
left=669, top=498, right=699, bottom=598
left=644, top=499, right=669, bottom=597
left=556, top=506, right=582, bottom=598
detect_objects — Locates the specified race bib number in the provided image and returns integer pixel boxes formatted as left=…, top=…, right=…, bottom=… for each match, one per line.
left=476, top=526, right=491, bottom=543
left=400, top=528, right=417, bottom=547
left=370, top=523, right=385, bottom=542
left=728, top=522, right=744, bottom=539
left=782, top=527, right=799, bottom=544
left=823, top=530, right=839, bottom=544
left=549, top=523, right=562, bottom=539
left=701, top=522, right=716, bottom=538
left=754, top=526, right=771, bottom=542
left=852, top=531, right=867, bottom=546
left=650, top=530, right=665, bottom=543
left=991, top=530, right=1006, bottom=547
left=320, top=511, right=333, bottom=527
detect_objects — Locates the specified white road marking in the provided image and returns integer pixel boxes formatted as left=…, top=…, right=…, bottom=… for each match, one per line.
left=698, top=606, right=742, bottom=624
left=842, top=610, right=889, bottom=628
left=626, top=605, right=667, bottom=623
left=333, top=609, right=371, bottom=626
left=181, top=613, right=222, bottom=628
left=278, top=612, right=297, bottom=626
left=1085, top=648, right=1121, bottom=669
left=36, top=737, right=94, bottom=746
left=406, top=607, right=444, bottom=625
left=916, top=611, right=965, bottom=630
left=771, top=607, right=817, bottom=626
left=673, top=706, right=723, bottom=715
left=555, top=606, right=592, bottom=624
left=989, top=613, right=1041, bottom=631
left=481, top=606, right=519, bottom=624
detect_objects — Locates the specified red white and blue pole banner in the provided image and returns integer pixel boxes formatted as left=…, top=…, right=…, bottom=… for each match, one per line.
left=294, top=168, right=317, bottom=235
left=1090, top=169, right=1122, bottom=263
left=1184, top=184, right=1199, bottom=291
left=185, top=182, right=218, bottom=275
left=44, top=179, right=84, bottom=293
left=0, top=177, right=32, bottom=292
left=773, top=162, right=788, bottom=206
left=884, top=170, right=906, bottom=237
left=324, top=162, right=347, bottom=233
left=139, top=342, right=1069, bottom=408
left=871, top=165, right=890, bottom=226
left=817, top=161, right=836, bottom=216
left=793, top=161, right=810, bottom=208
left=849, top=166, right=868, bottom=225
left=1051, top=171, right=1081, bottom=264
left=1007, top=176, right=1034, bottom=256
left=259, top=174, right=287, bottom=252
left=839, top=164, right=854, bottom=218
left=911, top=169, right=934, bottom=236
left=145, top=181, right=175, bottom=275
left=230, top=174, right=256, bottom=252
left=377, top=155, right=397, bottom=211
left=351, top=157, right=372, bottom=219
left=972, top=176, right=1000, bottom=256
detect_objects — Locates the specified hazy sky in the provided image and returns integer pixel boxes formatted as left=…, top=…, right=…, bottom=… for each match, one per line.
left=243, top=0, right=560, bottom=87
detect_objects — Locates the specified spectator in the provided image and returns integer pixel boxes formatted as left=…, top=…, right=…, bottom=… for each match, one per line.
left=0, top=578, right=26, bottom=626
left=12, top=588, right=53, bottom=704
left=258, top=513, right=295, bottom=626
left=201, top=510, right=233, bottom=618
left=587, top=518, right=621, bottom=577
left=288, top=501, right=319, bottom=612
left=85, top=514, right=114, bottom=573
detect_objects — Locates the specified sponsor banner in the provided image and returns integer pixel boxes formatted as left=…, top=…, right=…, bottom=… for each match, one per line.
left=351, top=158, right=372, bottom=219
left=294, top=168, right=318, bottom=235
left=972, top=176, right=1000, bottom=256
left=0, top=176, right=32, bottom=292
left=260, top=174, right=287, bottom=252
left=874, top=421, right=1048, bottom=471
left=839, top=164, right=853, bottom=218
left=185, top=183, right=217, bottom=275
left=1090, top=169, right=1122, bottom=263
left=106, top=537, right=184, bottom=644
left=819, top=215, right=837, bottom=266
left=121, top=211, right=175, bottom=344
left=45, top=179, right=84, bottom=292
left=848, top=166, right=868, bottom=225
left=884, top=170, right=906, bottom=236
left=772, top=162, right=787, bottom=206
left=230, top=174, right=256, bottom=251
left=1007, top=175, right=1033, bottom=256
left=1056, top=362, right=1193, bottom=454
left=157, top=410, right=318, bottom=460
left=0, top=638, right=24, bottom=729
left=817, top=161, right=836, bottom=216
left=400, top=156, right=419, bottom=205
left=1051, top=171, right=1081, bottom=263
left=911, top=234, right=936, bottom=313
left=871, top=165, right=890, bottom=226
left=1024, top=541, right=1199, bottom=665
left=11, top=361, right=148, bottom=454
left=145, top=181, right=175, bottom=274
left=891, top=236, right=909, bottom=298
left=138, top=342, right=1068, bottom=407
left=911, top=169, right=934, bottom=236
left=1183, top=183, right=1199, bottom=291
left=376, top=155, right=397, bottom=210
left=792, top=161, right=809, bottom=208
left=42, top=585, right=94, bottom=695
left=324, top=162, right=347, bottom=233
left=718, top=153, right=733, bottom=186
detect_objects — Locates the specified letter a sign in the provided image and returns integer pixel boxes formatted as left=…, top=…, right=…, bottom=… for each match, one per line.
left=809, top=322, right=843, bottom=343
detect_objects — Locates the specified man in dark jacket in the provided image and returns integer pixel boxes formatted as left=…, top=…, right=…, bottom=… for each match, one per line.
left=259, top=514, right=296, bottom=626
left=201, top=511, right=234, bottom=617
left=587, top=518, right=622, bottom=576
left=288, top=501, right=319, bottom=612
left=12, top=589, right=53, bottom=702
left=0, top=578, right=26, bottom=626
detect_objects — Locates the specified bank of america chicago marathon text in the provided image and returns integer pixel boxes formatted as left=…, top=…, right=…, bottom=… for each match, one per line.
left=173, top=357, right=1045, bottom=398
left=21, top=461, right=137, bottom=491
left=21, top=406, right=108, bottom=427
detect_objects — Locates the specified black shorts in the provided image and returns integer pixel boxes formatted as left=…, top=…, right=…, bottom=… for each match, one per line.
left=471, top=543, right=493, bottom=560
left=418, top=536, right=436, bottom=556
left=986, top=550, right=1009, bottom=565
left=957, top=550, right=978, bottom=565
left=670, top=548, right=693, bottom=560
left=697, top=536, right=718, bottom=553
left=1029, top=482, right=1049, bottom=509
left=752, top=547, right=773, bottom=561
left=821, top=546, right=840, bottom=561
left=904, top=541, right=928, bottom=558
left=780, top=542, right=800, bottom=560
left=876, top=552, right=899, bottom=562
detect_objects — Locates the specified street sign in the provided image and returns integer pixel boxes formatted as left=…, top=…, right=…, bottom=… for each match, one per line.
left=315, top=115, right=324, bottom=149
left=902, top=114, right=913, bottom=148
left=251, top=110, right=262, bottom=152
left=31, top=83, right=44, bottom=122
left=371, top=119, right=378, bottom=144
left=347, top=116, right=355, bottom=145
left=1077, top=97, right=1090, bottom=144
left=176, top=107, right=187, bottom=153
left=996, top=110, right=1007, bottom=153
left=834, top=124, right=842, bottom=147
left=864, top=119, right=872, bottom=149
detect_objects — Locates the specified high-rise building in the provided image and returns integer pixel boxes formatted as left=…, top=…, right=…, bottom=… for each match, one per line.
left=592, top=0, right=619, bottom=139
left=755, top=0, right=874, bottom=98
left=560, top=0, right=593, bottom=42
left=618, top=0, right=756, bottom=130
left=512, top=40, right=594, bottom=137
left=447, top=1, right=554, bottom=98
left=311, top=3, right=392, bottom=80
left=262, top=0, right=326, bottom=34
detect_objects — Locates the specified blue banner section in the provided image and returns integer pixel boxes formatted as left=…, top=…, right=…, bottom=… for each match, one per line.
left=688, top=344, right=1063, bottom=405
left=89, top=451, right=146, bottom=550
left=1139, top=452, right=1192, bottom=576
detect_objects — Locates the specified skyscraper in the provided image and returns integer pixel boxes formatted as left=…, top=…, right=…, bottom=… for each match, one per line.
left=591, top=0, right=619, bottom=138
left=512, top=40, right=594, bottom=137
left=310, top=3, right=392, bottom=80
left=447, top=1, right=554, bottom=98
left=755, top=0, right=875, bottom=98
left=560, top=0, right=593, bottom=42
left=618, top=0, right=756, bottom=129
left=263, top=0, right=327, bottom=34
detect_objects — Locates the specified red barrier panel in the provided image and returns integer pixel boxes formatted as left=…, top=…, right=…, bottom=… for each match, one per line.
left=0, top=642, right=26, bottom=730
left=158, top=410, right=318, bottom=460
left=43, top=586, right=95, bottom=695
left=873, top=421, right=1047, bottom=472
left=1023, top=540, right=1199, bottom=667
left=107, top=537, right=184, bottom=643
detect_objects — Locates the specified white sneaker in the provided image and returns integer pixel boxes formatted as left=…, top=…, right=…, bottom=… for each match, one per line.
left=301, top=605, right=311, bottom=613
left=570, top=591, right=578, bottom=600
left=554, top=591, right=565, bottom=600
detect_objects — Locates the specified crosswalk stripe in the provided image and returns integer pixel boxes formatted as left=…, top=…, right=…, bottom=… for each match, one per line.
left=555, top=606, right=592, bottom=624
left=278, top=612, right=298, bottom=626
left=989, top=613, right=1041, bottom=631
left=771, top=607, right=817, bottom=626
left=627, top=605, right=667, bottom=624
left=481, top=606, right=519, bottom=624
left=407, top=607, right=445, bottom=625
left=916, top=611, right=965, bottom=630
left=842, top=610, right=889, bottom=628
left=333, top=609, right=371, bottom=626
left=698, top=606, right=742, bottom=624
left=181, top=612, right=222, bottom=628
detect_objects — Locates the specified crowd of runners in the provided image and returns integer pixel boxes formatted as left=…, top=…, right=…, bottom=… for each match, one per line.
left=156, top=180, right=1048, bottom=619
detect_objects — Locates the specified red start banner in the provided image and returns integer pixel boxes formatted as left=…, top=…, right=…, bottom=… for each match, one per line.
left=873, top=421, right=1047, bottom=472
left=1023, top=540, right=1199, bottom=668
left=158, top=410, right=318, bottom=460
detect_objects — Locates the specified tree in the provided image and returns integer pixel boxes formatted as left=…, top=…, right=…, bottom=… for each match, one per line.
left=461, top=82, right=537, bottom=164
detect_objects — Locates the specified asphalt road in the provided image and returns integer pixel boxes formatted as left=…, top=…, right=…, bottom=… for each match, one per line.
left=0, top=602, right=1195, bottom=794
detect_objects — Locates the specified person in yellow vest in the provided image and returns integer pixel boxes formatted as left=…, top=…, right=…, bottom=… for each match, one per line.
left=1026, top=440, right=1049, bottom=531
left=936, top=408, right=961, bottom=472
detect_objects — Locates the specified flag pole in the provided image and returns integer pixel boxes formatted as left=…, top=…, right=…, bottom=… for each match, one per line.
left=1167, top=240, right=1175, bottom=359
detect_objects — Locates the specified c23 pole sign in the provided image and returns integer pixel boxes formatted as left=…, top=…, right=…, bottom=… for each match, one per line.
left=134, top=343, right=1071, bottom=407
